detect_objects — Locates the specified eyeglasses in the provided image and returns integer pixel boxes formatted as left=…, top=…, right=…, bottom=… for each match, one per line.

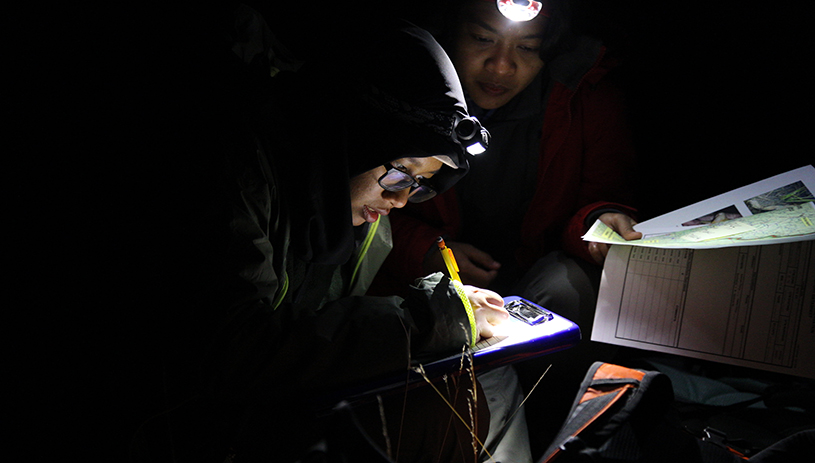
left=378, top=163, right=438, bottom=203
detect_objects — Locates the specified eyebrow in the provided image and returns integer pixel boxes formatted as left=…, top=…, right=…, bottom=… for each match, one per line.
left=402, top=158, right=442, bottom=176
left=467, top=18, right=546, bottom=40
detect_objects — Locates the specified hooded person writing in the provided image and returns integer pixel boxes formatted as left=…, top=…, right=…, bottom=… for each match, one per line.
left=129, top=6, right=507, bottom=463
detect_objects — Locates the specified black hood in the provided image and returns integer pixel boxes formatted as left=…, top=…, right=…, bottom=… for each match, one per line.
left=342, top=22, right=472, bottom=187
left=272, top=20, right=477, bottom=265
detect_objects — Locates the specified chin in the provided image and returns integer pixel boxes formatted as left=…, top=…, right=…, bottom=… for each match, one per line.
left=473, top=95, right=508, bottom=110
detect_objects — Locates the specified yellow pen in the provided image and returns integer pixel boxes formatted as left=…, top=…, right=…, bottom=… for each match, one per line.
left=436, top=236, right=461, bottom=282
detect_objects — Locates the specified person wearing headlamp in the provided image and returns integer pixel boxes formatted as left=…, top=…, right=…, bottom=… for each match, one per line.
left=127, top=5, right=508, bottom=463
left=375, top=0, right=641, bottom=456
left=380, top=0, right=640, bottom=344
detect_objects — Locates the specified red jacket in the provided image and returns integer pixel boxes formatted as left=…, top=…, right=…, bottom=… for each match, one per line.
left=372, top=39, right=637, bottom=295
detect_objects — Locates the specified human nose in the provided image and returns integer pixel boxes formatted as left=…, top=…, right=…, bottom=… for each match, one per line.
left=484, top=45, right=515, bottom=76
left=385, top=188, right=410, bottom=209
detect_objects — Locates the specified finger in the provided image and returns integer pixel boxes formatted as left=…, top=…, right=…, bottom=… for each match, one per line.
left=623, top=230, right=643, bottom=241
left=604, top=214, right=641, bottom=241
left=486, top=295, right=505, bottom=310
left=465, top=286, right=505, bottom=309
left=588, top=242, right=607, bottom=265
left=476, top=309, right=507, bottom=335
left=488, top=308, right=509, bottom=323
left=619, top=220, right=643, bottom=240
left=457, top=243, right=501, bottom=270
left=478, top=322, right=495, bottom=339
left=459, top=268, right=498, bottom=287
left=473, top=287, right=504, bottom=307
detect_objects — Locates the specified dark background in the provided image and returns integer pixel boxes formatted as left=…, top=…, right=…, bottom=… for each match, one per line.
left=13, top=0, right=814, bottom=459
left=570, top=0, right=814, bottom=220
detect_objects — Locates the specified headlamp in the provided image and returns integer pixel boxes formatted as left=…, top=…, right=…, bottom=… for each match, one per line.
left=453, top=115, right=490, bottom=155
left=496, top=0, right=543, bottom=22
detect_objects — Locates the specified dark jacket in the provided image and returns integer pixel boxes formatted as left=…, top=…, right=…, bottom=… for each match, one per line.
left=134, top=11, right=478, bottom=461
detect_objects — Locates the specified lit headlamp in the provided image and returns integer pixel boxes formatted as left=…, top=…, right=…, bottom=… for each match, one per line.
left=497, top=0, right=543, bottom=22
left=453, top=115, right=490, bottom=155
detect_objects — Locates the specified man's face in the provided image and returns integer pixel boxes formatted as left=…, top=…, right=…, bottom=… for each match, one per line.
left=451, top=1, right=548, bottom=110
left=349, top=156, right=444, bottom=226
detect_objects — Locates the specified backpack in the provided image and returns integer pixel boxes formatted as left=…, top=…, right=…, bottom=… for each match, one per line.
left=539, top=362, right=748, bottom=463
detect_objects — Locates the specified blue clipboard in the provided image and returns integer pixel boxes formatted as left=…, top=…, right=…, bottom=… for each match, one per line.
left=410, top=296, right=581, bottom=379
left=317, top=296, right=581, bottom=410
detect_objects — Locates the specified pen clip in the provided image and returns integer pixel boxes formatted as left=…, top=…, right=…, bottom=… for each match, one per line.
left=446, top=248, right=460, bottom=273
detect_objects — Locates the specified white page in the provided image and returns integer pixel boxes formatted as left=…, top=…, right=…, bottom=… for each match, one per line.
left=636, top=165, right=815, bottom=237
left=592, top=241, right=815, bottom=379
left=583, top=202, right=815, bottom=249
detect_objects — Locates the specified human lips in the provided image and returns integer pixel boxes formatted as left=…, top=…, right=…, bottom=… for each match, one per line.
left=477, top=81, right=510, bottom=96
left=363, top=205, right=390, bottom=223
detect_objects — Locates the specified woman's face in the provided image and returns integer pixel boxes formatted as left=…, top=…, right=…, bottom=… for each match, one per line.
left=450, top=1, right=548, bottom=110
left=349, top=156, right=444, bottom=226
